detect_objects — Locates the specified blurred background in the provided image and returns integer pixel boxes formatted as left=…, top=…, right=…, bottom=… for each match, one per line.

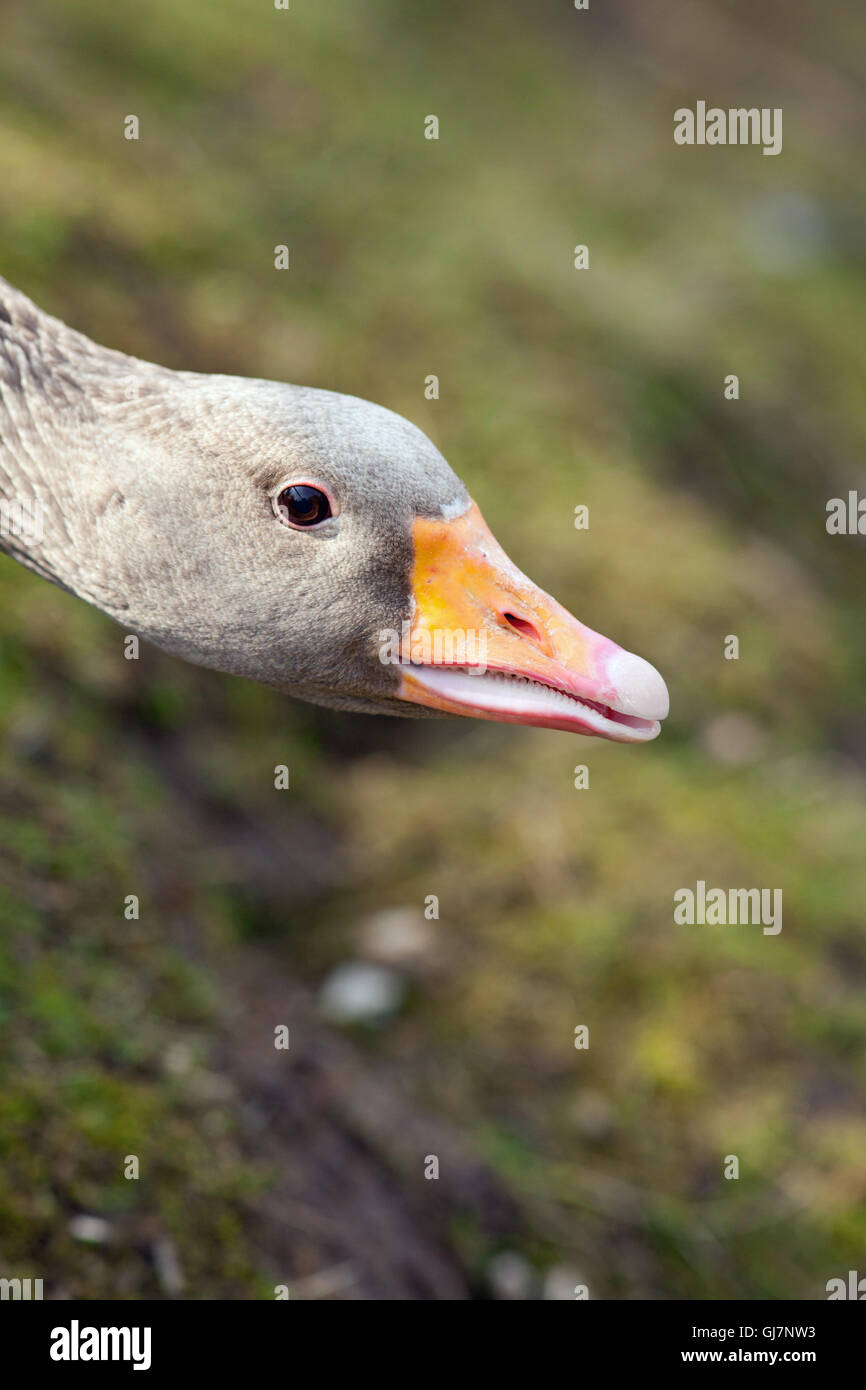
left=0, top=0, right=864, bottom=1299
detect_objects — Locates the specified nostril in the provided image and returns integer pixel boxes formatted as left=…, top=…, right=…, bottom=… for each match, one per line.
left=502, top=611, right=542, bottom=644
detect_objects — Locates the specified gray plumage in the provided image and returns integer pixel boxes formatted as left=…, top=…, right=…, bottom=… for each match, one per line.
left=0, top=277, right=469, bottom=715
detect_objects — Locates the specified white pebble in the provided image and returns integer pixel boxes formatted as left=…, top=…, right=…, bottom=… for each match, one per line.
left=68, top=1215, right=111, bottom=1244
left=487, top=1250, right=534, bottom=1300
left=359, top=907, right=434, bottom=964
left=318, top=962, right=405, bottom=1024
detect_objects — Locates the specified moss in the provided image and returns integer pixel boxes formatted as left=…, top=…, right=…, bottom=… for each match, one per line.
left=0, top=0, right=864, bottom=1299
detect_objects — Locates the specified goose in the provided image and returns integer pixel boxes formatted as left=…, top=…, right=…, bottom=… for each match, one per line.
left=0, top=276, right=668, bottom=742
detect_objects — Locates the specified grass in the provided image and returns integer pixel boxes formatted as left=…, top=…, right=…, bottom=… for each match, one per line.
left=0, top=0, right=864, bottom=1298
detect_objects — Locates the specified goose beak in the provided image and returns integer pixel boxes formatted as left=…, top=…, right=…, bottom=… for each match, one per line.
left=396, top=502, right=669, bottom=742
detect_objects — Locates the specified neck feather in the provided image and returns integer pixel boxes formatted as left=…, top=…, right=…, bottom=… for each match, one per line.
left=0, top=277, right=165, bottom=608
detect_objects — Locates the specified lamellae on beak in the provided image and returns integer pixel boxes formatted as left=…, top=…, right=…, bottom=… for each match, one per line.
left=396, top=502, right=669, bottom=742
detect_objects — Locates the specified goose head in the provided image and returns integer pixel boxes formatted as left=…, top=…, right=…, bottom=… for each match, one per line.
left=0, top=281, right=668, bottom=740
left=98, top=376, right=667, bottom=741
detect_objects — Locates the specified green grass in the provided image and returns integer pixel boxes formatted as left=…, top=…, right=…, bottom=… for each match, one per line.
left=0, top=0, right=864, bottom=1298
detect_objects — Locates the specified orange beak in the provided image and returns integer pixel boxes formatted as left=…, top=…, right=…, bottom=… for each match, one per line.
left=396, top=502, right=668, bottom=741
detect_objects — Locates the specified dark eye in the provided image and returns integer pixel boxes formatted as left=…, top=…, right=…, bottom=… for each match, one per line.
left=276, top=484, right=332, bottom=528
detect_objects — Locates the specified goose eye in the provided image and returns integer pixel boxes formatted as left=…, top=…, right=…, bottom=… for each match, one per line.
left=276, top=484, right=332, bottom=528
